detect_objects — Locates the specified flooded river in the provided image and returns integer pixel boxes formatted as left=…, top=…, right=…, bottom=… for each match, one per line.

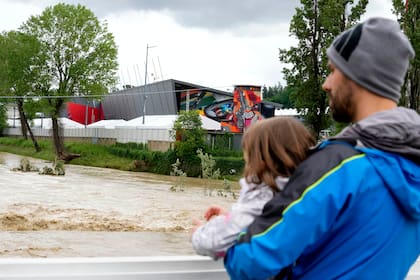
left=0, top=152, right=237, bottom=257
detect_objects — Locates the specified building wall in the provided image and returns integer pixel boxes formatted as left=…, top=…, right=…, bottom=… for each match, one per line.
left=101, top=80, right=178, bottom=120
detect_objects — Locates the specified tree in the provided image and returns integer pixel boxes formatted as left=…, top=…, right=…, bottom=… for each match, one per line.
left=262, top=83, right=283, bottom=99
left=0, top=103, right=8, bottom=135
left=265, top=85, right=296, bottom=108
left=172, top=110, right=207, bottom=176
left=0, top=31, right=44, bottom=151
left=393, top=0, right=420, bottom=112
left=173, top=110, right=206, bottom=158
left=20, top=3, right=118, bottom=160
left=279, top=0, right=368, bottom=137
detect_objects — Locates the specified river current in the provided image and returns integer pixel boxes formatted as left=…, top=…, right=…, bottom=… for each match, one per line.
left=0, top=152, right=237, bottom=257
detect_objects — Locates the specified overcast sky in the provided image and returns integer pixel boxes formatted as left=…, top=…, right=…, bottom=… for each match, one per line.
left=1, top=0, right=395, bottom=91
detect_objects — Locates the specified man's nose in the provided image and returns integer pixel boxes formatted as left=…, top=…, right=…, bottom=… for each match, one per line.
left=322, top=79, right=330, bottom=92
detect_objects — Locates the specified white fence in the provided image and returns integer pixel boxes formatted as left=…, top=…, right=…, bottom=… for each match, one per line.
left=3, top=127, right=172, bottom=144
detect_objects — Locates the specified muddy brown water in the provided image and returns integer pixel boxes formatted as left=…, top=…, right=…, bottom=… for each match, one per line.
left=0, top=152, right=237, bottom=257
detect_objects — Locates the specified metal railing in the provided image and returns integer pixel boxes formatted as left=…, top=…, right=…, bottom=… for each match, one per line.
left=0, top=255, right=228, bottom=280
left=0, top=255, right=419, bottom=279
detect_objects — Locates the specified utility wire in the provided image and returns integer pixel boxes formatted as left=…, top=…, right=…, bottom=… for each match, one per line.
left=0, top=85, right=235, bottom=100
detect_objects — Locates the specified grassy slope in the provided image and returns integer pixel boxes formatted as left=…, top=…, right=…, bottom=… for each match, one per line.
left=0, top=137, right=135, bottom=171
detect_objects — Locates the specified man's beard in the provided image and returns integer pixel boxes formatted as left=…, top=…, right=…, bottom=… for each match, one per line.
left=329, top=87, right=355, bottom=123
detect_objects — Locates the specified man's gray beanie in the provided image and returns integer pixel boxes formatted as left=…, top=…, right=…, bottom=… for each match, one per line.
left=327, top=17, right=415, bottom=102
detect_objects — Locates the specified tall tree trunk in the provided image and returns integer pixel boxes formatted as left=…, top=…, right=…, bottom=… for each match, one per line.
left=16, top=99, right=41, bottom=152
left=51, top=100, right=80, bottom=162
left=17, top=100, right=28, bottom=140
left=311, top=0, right=325, bottom=137
left=52, top=115, right=65, bottom=159
left=51, top=99, right=66, bottom=159
left=23, top=117, right=41, bottom=152
left=400, top=83, right=409, bottom=107
left=409, top=68, right=419, bottom=112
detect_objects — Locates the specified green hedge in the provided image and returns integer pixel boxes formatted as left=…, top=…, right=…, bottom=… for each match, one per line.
left=107, top=142, right=244, bottom=177
left=214, top=156, right=245, bottom=176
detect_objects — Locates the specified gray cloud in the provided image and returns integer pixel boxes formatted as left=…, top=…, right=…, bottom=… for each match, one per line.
left=15, top=0, right=299, bottom=30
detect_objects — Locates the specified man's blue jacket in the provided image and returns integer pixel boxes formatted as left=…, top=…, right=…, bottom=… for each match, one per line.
left=224, top=107, right=420, bottom=279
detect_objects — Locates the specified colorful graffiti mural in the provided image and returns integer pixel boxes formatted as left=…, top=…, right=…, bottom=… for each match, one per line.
left=179, top=90, right=217, bottom=111
left=204, top=85, right=264, bottom=133
left=204, top=100, right=234, bottom=122
left=179, top=85, right=268, bottom=133
left=227, top=85, right=263, bottom=132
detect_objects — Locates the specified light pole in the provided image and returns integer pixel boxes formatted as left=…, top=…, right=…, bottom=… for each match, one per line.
left=142, top=95, right=148, bottom=124
left=143, top=44, right=156, bottom=125
left=144, top=44, right=156, bottom=85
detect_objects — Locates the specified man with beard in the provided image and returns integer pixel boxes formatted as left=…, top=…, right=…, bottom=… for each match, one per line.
left=224, top=17, right=420, bottom=279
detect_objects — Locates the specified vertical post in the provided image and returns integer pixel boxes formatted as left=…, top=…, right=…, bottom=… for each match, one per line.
left=85, top=100, right=89, bottom=127
left=13, top=104, right=16, bottom=128
left=143, top=44, right=155, bottom=124
left=186, top=90, right=190, bottom=111
left=142, top=95, right=148, bottom=124
left=144, top=44, right=156, bottom=86
left=144, top=44, right=149, bottom=86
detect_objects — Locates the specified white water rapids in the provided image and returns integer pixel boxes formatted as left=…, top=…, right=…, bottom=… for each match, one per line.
left=0, top=152, right=237, bottom=257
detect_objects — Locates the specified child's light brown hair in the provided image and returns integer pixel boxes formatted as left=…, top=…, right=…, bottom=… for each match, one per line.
left=242, top=117, right=315, bottom=192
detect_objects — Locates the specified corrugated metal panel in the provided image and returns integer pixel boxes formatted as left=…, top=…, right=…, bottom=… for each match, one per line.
left=102, top=80, right=177, bottom=121
left=102, top=79, right=232, bottom=122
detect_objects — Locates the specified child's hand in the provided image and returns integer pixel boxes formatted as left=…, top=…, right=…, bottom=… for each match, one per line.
left=204, top=205, right=227, bottom=221
left=190, top=218, right=202, bottom=238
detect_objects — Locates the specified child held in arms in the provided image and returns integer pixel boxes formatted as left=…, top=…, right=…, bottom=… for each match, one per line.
left=191, top=116, right=315, bottom=260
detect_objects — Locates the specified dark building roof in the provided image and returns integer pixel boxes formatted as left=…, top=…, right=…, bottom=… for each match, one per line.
left=101, top=79, right=232, bottom=120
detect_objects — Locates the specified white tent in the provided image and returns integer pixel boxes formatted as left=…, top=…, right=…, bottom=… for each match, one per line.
left=7, top=119, right=21, bottom=127
left=30, top=118, right=85, bottom=129
left=118, top=115, right=178, bottom=129
left=274, top=108, right=300, bottom=117
left=115, top=114, right=221, bottom=131
left=87, top=119, right=127, bottom=129
left=199, top=115, right=221, bottom=130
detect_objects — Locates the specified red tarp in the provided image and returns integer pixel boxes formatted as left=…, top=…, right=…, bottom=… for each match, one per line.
left=66, top=102, right=104, bottom=125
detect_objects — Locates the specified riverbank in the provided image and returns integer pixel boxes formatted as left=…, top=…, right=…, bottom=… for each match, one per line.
left=0, top=137, right=136, bottom=171
left=0, top=137, right=242, bottom=181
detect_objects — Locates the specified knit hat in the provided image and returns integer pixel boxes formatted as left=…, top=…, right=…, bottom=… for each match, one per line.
left=326, top=17, right=415, bottom=102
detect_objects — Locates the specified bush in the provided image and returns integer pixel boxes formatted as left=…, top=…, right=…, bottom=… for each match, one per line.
left=197, top=148, right=220, bottom=179
left=108, top=143, right=150, bottom=160
left=214, top=156, right=245, bottom=176
left=149, top=150, right=177, bottom=175
left=209, top=148, right=243, bottom=158
left=179, top=154, right=202, bottom=177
